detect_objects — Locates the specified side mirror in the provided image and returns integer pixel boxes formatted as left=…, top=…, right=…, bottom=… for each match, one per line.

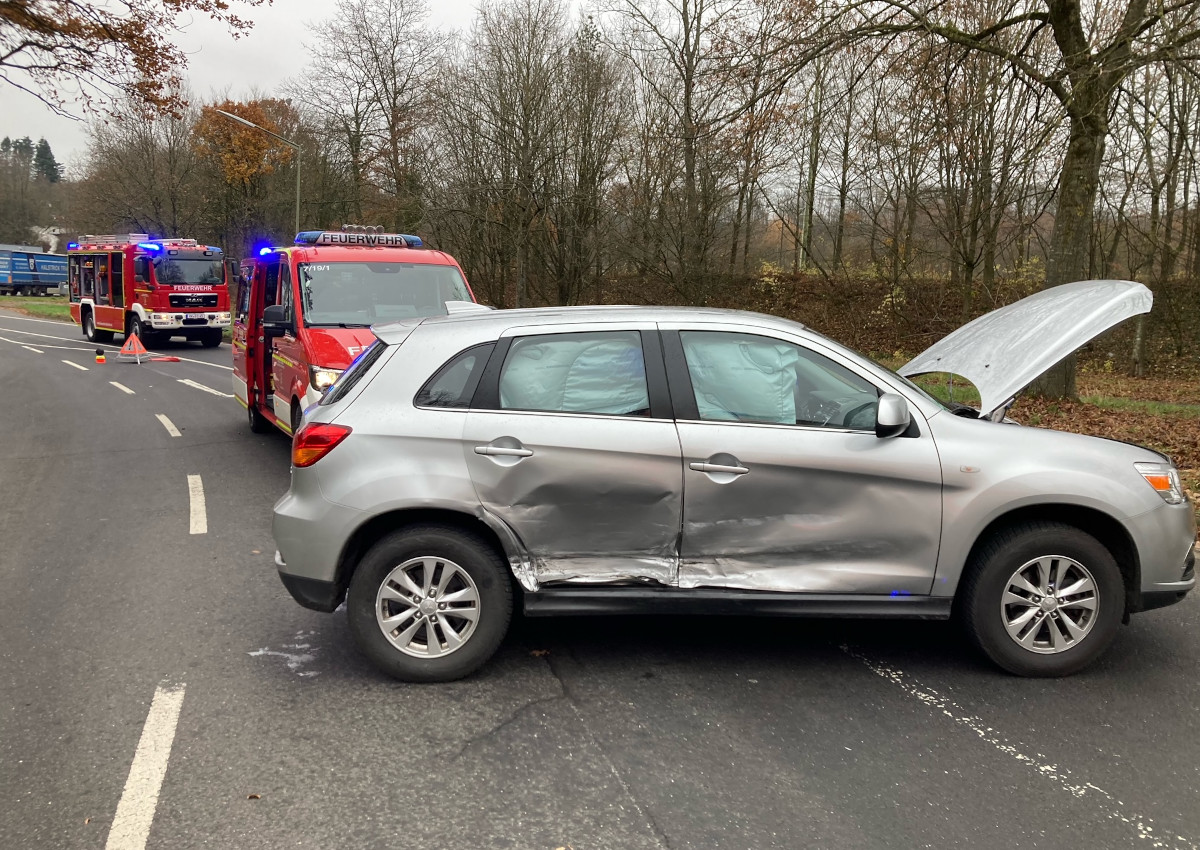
left=875, top=393, right=910, bottom=439
left=263, top=304, right=294, bottom=338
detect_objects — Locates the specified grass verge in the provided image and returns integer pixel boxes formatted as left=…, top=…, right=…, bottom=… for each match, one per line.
left=1, top=295, right=72, bottom=321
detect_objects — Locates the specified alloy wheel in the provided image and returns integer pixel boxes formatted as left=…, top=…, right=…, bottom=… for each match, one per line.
left=375, top=556, right=481, bottom=658
left=1001, top=555, right=1099, bottom=654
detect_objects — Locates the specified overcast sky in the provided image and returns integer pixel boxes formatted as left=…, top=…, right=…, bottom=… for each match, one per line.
left=0, top=0, right=481, bottom=174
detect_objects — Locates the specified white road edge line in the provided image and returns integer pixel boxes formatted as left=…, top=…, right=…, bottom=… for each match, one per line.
left=21, top=346, right=43, bottom=354
left=178, top=378, right=234, bottom=398
left=0, top=324, right=232, bottom=370
left=155, top=414, right=181, bottom=437
left=187, top=474, right=207, bottom=534
left=841, top=645, right=1198, bottom=849
left=62, top=359, right=88, bottom=371
left=110, top=382, right=136, bottom=395
left=103, top=682, right=186, bottom=850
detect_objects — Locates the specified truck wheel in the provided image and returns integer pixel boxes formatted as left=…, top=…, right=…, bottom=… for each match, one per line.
left=959, top=522, right=1124, bottom=677
left=347, top=526, right=513, bottom=682
left=290, top=402, right=304, bottom=436
left=83, top=312, right=114, bottom=343
left=248, top=402, right=270, bottom=434
left=199, top=329, right=223, bottom=348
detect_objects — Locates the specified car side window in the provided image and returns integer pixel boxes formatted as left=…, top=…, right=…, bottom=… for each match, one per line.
left=416, top=343, right=495, bottom=409
left=679, top=331, right=879, bottom=429
left=499, top=331, right=650, bottom=416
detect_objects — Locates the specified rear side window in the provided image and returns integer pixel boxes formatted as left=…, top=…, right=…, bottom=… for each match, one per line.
left=320, top=340, right=387, bottom=406
left=415, top=343, right=495, bottom=409
left=498, top=331, right=649, bottom=416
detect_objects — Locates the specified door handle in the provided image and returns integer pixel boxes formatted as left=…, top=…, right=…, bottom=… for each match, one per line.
left=475, top=446, right=534, bottom=458
left=690, top=462, right=749, bottom=475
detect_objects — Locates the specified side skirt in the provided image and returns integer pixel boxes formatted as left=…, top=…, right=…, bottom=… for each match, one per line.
left=523, top=587, right=952, bottom=619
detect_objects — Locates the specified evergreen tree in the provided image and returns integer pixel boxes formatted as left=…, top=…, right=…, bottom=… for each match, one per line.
left=33, top=138, right=62, bottom=182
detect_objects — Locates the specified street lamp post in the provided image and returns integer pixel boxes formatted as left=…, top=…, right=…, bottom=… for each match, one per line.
left=213, top=109, right=301, bottom=235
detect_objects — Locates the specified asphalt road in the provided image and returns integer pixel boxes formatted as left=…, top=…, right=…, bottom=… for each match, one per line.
left=1, top=307, right=1198, bottom=850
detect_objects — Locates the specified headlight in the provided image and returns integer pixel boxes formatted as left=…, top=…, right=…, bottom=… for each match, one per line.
left=309, top=365, right=342, bottom=391
left=1135, top=462, right=1186, bottom=505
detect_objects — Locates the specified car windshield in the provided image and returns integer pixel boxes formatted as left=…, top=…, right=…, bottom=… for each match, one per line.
left=298, top=262, right=472, bottom=327
left=153, top=257, right=224, bottom=285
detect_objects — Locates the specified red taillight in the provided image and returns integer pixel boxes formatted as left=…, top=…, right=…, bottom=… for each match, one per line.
left=293, top=423, right=352, bottom=467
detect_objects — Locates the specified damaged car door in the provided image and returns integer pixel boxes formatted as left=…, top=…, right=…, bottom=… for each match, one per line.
left=463, top=325, right=684, bottom=587
left=663, top=326, right=943, bottom=594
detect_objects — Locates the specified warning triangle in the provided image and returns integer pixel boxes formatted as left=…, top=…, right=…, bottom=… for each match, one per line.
left=120, top=333, right=149, bottom=356
left=118, top=333, right=150, bottom=363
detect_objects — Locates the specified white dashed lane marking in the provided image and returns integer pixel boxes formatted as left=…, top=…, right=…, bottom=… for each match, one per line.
left=178, top=378, right=234, bottom=398
left=110, top=382, right=135, bottom=395
left=62, top=359, right=88, bottom=371
left=187, top=474, right=207, bottom=534
left=103, top=682, right=186, bottom=850
left=21, top=346, right=42, bottom=354
left=155, top=414, right=181, bottom=437
left=841, top=645, right=1197, bottom=849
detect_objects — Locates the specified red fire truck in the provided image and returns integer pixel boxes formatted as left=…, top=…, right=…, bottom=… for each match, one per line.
left=67, top=234, right=232, bottom=347
left=233, top=227, right=477, bottom=436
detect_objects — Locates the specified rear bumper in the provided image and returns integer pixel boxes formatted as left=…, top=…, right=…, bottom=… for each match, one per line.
left=276, top=551, right=343, bottom=612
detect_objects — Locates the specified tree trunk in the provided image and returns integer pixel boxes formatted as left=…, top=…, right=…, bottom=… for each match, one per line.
left=1031, top=106, right=1107, bottom=399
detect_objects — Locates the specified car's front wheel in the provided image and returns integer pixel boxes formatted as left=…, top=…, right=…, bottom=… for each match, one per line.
left=960, top=522, right=1124, bottom=677
left=347, top=525, right=512, bottom=682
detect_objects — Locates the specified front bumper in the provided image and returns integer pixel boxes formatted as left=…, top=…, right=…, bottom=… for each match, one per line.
left=1129, top=499, right=1196, bottom=612
left=149, top=311, right=231, bottom=330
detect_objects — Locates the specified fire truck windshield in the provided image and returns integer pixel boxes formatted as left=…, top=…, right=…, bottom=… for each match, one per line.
left=153, top=257, right=225, bottom=285
left=298, top=262, right=471, bottom=327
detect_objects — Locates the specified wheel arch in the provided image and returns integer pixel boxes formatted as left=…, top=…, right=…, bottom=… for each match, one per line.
left=960, top=504, right=1140, bottom=614
left=333, top=508, right=514, bottom=603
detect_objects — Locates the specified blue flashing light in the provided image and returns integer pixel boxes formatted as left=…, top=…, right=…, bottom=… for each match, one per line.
left=258, top=246, right=275, bottom=257
left=67, top=242, right=79, bottom=250
left=294, top=231, right=324, bottom=245
left=399, top=234, right=423, bottom=248
left=137, top=242, right=162, bottom=253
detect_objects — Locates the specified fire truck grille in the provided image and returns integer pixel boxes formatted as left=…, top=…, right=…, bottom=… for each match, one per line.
left=169, top=294, right=219, bottom=308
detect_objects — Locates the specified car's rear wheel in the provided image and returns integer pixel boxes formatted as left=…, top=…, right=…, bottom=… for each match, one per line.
left=960, top=522, right=1124, bottom=677
left=347, top=525, right=512, bottom=682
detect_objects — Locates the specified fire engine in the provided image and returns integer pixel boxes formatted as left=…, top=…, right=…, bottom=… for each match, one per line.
left=233, top=226, right=478, bottom=436
left=67, top=234, right=232, bottom=347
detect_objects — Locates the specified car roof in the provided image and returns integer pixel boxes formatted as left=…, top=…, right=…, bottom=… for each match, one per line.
left=372, top=305, right=808, bottom=344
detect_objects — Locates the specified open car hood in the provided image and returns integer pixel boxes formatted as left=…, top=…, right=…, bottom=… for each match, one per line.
left=900, top=279, right=1153, bottom=418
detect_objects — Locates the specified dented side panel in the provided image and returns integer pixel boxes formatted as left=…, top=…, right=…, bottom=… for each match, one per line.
left=676, top=420, right=943, bottom=594
left=463, top=410, right=684, bottom=587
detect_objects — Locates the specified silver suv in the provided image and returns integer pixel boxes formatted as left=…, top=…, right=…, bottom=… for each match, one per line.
left=273, top=281, right=1195, bottom=681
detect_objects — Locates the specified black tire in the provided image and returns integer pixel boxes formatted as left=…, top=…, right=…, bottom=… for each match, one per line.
left=200, top=329, right=223, bottom=348
left=347, top=525, right=513, bottom=682
left=290, top=401, right=303, bottom=435
left=129, top=314, right=147, bottom=343
left=83, top=311, right=114, bottom=343
left=247, top=401, right=270, bottom=434
left=959, top=521, right=1124, bottom=677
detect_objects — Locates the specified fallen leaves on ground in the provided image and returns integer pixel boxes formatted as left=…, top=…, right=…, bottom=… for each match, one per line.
left=247, top=794, right=261, bottom=800
left=1013, top=398, right=1200, bottom=470
left=1078, top=373, right=1200, bottom=405
left=530, top=649, right=550, bottom=657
